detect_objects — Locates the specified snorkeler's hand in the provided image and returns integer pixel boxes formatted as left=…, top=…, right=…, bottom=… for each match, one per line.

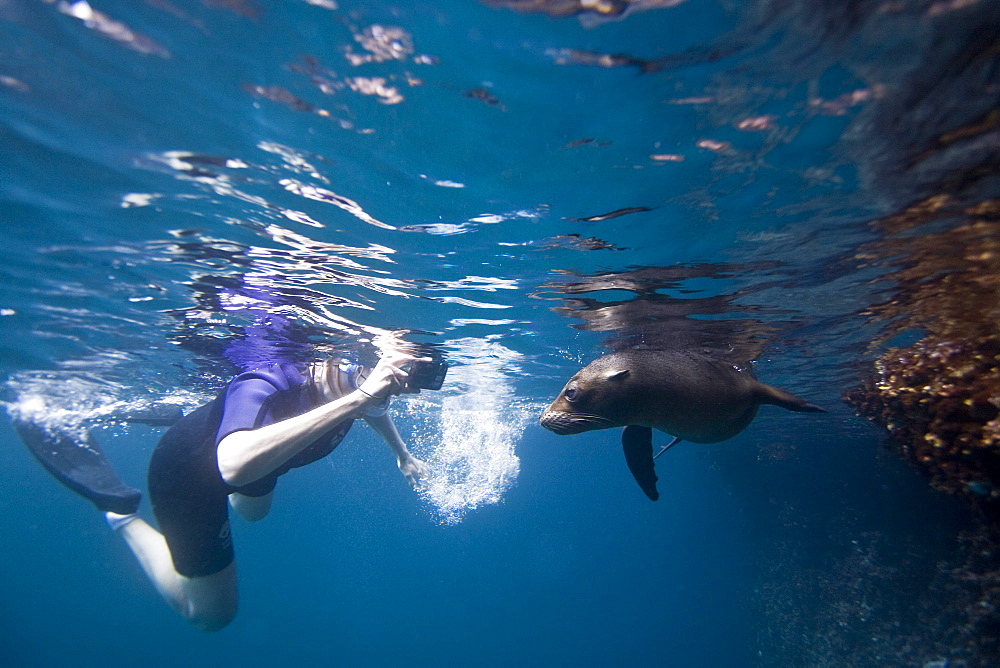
left=358, top=349, right=429, bottom=400
left=398, top=455, right=430, bottom=489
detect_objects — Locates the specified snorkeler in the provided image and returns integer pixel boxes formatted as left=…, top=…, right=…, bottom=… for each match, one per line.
left=12, top=280, right=441, bottom=632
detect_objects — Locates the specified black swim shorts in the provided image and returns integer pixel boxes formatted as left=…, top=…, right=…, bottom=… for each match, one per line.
left=148, top=396, right=235, bottom=578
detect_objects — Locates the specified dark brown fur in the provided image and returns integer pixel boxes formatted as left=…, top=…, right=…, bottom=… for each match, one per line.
left=540, top=349, right=822, bottom=443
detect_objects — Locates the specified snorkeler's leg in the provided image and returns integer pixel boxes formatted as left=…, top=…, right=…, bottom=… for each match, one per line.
left=228, top=491, right=273, bottom=522
left=109, top=514, right=238, bottom=632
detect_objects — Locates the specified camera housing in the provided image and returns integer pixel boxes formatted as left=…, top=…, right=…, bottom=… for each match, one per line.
left=407, top=353, right=448, bottom=390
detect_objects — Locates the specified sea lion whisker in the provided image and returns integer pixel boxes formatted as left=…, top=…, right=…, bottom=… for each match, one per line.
left=538, top=410, right=616, bottom=435
left=566, top=412, right=615, bottom=427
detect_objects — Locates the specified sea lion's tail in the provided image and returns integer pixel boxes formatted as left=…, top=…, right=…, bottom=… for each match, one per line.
left=755, top=384, right=825, bottom=413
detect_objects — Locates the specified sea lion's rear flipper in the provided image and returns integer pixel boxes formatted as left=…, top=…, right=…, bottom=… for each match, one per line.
left=755, top=384, right=825, bottom=413
left=622, top=425, right=659, bottom=501
left=14, top=419, right=141, bottom=515
left=654, top=436, right=682, bottom=459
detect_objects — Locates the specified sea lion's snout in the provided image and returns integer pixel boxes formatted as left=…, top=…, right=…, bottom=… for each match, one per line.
left=539, top=410, right=576, bottom=434
left=539, top=410, right=614, bottom=435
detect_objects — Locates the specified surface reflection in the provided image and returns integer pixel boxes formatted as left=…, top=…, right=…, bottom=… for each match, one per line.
left=536, top=261, right=797, bottom=364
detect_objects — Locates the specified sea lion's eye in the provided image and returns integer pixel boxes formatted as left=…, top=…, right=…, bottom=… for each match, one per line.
left=564, top=388, right=579, bottom=402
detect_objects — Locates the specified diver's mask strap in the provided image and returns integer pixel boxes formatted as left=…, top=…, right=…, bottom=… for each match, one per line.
left=339, top=362, right=390, bottom=417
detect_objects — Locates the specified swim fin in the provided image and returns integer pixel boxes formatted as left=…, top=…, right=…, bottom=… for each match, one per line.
left=622, top=425, right=659, bottom=501
left=14, top=419, right=141, bottom=515
left=107, top=403, right=184, bottom=426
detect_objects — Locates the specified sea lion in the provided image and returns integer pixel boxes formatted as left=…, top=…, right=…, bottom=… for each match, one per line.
left=539, top=349, right=824, bottom=501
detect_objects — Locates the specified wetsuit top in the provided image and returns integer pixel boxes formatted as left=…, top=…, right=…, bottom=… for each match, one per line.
left=217, top=362, right=354, bottom=497
left=148, top=361, right=364, bottom=577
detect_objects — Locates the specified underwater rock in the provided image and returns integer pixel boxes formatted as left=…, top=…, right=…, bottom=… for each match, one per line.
left=845, top=198, right=1000, bottom=512
left=846, top=335, right=1000, bottom=509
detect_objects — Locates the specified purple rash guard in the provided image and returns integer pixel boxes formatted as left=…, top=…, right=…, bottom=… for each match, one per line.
left=216, top=362, right=355, bottom=495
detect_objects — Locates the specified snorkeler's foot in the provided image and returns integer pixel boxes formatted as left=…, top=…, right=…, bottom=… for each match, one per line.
left=14, top=419, right=142, bottom=515
left=105, top=512, right=138, bottom=532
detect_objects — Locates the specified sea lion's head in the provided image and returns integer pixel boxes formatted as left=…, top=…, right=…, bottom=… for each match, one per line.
left=539, top=355, right=634, bottom=435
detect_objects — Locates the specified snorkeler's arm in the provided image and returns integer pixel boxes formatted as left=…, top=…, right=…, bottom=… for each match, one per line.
left=364, top=411, right=430, bottom=489
left=217, top=351, right=417, bottom=487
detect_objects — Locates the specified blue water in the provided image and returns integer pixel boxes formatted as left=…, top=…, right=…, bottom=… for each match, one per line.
left=2, top=0, right=996, bottom=665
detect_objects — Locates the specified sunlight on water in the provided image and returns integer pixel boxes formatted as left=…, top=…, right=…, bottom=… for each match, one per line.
left=4, top=365, right=206, bottom=438
left=4, top=373, right=119, bottom=442
left=403, top=337, right=537, bottom=525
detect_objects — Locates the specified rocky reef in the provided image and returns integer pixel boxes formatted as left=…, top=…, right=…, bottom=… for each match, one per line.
left=847, top=334, right=1000, bottom=507
left=845, top=196, right=1000, bottom=512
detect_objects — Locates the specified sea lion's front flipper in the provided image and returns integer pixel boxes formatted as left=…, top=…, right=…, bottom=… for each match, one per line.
left=622, top=425, right=659, bottom=501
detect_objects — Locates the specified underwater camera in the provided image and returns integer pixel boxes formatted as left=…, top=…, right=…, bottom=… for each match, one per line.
left=406, top=347, right=448, bottom=390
